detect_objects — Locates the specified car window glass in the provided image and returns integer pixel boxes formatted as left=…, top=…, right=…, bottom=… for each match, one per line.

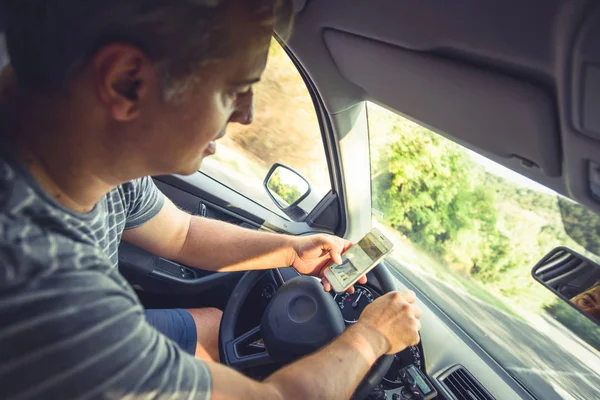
left=367, top=102, right=600, bottom=400
left=201, top=40, right=331, bottom=219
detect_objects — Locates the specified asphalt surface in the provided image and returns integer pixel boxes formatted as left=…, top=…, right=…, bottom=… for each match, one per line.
left=386, top=258, right=600, bottom=400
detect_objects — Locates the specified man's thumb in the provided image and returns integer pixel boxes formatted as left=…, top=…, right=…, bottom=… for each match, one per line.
left=331, top=251, right=343, bottom=265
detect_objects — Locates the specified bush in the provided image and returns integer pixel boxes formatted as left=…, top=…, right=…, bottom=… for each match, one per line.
left=544, top=300, right=600, bottom=351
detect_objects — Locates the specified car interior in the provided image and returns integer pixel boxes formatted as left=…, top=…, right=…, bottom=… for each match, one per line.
left=3, top=1, right=600, bottom=400
left=121, top=1, right=600, bottom=400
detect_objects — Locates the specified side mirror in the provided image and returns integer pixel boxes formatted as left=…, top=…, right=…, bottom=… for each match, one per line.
left=532, top=247, right=600, bottom=325
left=264, top=163, right=311, bottom=221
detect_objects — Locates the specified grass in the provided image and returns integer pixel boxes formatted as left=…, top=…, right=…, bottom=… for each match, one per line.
left=375, top=219, right=522, bottom=318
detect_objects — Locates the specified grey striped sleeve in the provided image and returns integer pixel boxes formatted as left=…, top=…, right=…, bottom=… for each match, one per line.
left=0, top=269, right=212, bottom=400
left=123, top=177, right=165, bottom=230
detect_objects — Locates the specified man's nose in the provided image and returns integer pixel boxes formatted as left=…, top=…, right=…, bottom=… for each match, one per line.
left=229, top=89, right=254, bottom=125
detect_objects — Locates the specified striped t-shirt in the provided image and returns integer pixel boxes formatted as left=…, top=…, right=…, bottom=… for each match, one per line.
left=0, top=151, right=212, bottom=399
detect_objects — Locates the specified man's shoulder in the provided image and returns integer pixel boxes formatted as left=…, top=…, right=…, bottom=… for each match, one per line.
left=0, top=157, right=38, bottom=216
left=0, top=212, right=111, bottom=290
left=108, top=177, right=152, bottom=209
left=114, top=176, right=153, bottom=200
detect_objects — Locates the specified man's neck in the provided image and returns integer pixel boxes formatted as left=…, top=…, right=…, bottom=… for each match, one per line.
left=16, top=141, right=117, bottom=213
left=8, top=96, right=123, bottom=213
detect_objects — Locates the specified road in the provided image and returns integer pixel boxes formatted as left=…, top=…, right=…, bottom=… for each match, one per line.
left=386, top=258, right=600, bottom=400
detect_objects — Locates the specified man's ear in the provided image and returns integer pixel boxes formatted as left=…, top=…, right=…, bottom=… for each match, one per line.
left=91, top=44, right=156, bottom=122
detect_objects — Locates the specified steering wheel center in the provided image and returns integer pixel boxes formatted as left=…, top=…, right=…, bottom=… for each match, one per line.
left=287, top=295, right=318, bottom=323
left=260, top=276, right=345, bottom=365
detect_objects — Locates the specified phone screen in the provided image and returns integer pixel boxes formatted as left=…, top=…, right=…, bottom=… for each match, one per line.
left=329, top=233, right=389, bottom=287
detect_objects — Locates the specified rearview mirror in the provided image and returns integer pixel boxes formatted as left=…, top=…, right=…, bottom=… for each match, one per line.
left=532, top=247, right=600, bottom=324
left=264, top=163, right=311, bottom=221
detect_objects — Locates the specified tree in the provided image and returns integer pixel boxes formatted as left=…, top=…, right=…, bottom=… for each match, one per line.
left=372, top=124, right=498, bottom=257
left=558, top=198, right=600, bottom=255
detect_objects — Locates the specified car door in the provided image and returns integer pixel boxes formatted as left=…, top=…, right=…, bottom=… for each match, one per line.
left=118, top=38, right=344, bottom=301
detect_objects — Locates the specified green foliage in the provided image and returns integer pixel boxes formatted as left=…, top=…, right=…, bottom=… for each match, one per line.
left=371, top=122, right=516, bottom=280
left=372, top=125, right=477, bottom=254
left=558, top=198, right=600, bottom=256
left=267, top=172, right=302, bottom=207
left=367, top=103, right=585, bottom=310
left=544, top=300, right=600, bottom=351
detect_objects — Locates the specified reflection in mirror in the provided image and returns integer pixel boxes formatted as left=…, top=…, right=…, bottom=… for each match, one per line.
left=533, top=247, right=600, bottom=324
left=571, top=282, right=600, bottom=322
left=265, top=165, right=310, bottom=209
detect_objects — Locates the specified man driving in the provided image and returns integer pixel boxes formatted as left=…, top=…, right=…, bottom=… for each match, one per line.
left=0, top=1, right=421, bottom=399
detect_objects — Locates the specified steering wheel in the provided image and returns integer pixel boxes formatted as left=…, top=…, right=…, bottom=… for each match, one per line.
left=219, top=263, right=396, bottom=400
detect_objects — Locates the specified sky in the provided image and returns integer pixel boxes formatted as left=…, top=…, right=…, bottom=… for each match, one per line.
left=467, top=150, right=558, bottom=196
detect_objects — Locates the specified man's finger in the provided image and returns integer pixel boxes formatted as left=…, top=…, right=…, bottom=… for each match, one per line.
left=321, top=276, right=332, bottom=292
left=414, top=319, right=422, bottom=336
left=331, top=251, right=343, bottom=265
left=357, top=275, right=368, bottom=285
left=403, top=290, right=417, bottom=304
left=324, top=236, right=345, bottom=265
left=342, top=240, right=354, bottom=252
left=413, top=304, right=422, bottom=319
left=346, top=286, right=355, bottom=294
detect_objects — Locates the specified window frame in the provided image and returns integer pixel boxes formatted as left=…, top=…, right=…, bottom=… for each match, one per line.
left=197, top=36, right=347, bottom=235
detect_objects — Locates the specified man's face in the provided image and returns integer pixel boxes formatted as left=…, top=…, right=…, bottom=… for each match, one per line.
left=134, top=36, right=269, bottom=176
left=571, top=284, right=600, bottom=322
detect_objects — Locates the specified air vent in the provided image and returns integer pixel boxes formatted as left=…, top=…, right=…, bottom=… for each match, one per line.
left=439, top=366, right=495, bottom=400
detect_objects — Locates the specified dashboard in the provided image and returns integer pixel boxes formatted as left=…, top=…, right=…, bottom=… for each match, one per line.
left=330, top=285, right=437, bottom=400
left=131, top=177, right=539, bottom=400
left=131, top=180, right=542, bottom=400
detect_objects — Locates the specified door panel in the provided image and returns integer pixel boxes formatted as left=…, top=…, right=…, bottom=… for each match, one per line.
left=118, top=177, right=254, bottom=297
left=118, top=175, right=336, bottom=298
left=156, top=174, right=335, bottom=235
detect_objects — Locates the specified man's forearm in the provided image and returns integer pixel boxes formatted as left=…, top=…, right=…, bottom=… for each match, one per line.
left=208, top=322, right=390, bottom=400
left=266, top=323, right=389, bottom=399
left=175, top=216, right=295, bottom=272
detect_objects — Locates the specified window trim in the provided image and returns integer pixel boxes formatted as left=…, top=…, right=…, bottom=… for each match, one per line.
left=275, top=36, right=348, bottom=236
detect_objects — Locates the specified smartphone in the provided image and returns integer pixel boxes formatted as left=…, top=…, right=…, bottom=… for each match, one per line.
left=323, top=228, right=394, bottom=293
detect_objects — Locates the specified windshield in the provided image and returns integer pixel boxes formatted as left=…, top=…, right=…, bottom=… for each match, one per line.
left=367, top=102, right=600, bottom=400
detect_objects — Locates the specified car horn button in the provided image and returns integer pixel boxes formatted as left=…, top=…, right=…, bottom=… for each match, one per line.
left=260, top=276, right=345, bottom=365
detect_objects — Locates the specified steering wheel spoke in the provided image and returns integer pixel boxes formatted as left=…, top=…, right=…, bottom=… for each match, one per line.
left=225, top=325, right=275, bottom=370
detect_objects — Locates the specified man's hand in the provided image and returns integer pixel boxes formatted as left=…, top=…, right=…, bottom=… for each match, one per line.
left=356, top=291, right=422, bottom=354
left=289, top=234, right=367, bottom=293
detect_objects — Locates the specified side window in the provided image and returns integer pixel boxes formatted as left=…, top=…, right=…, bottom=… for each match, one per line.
left=367, top=102, right=600, bottom=400
left=201, top=40, right=331, bottom=218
